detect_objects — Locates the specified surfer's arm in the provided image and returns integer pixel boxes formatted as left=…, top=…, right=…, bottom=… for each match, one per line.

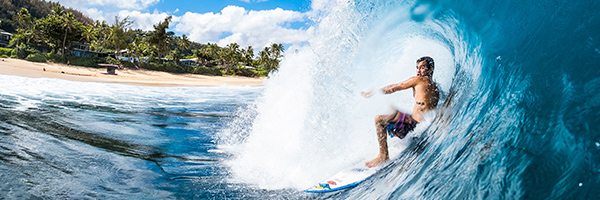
left=382, top=77, right=418, bottom=94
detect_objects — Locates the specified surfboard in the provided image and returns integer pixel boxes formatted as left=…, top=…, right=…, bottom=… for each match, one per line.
left=304, top=161, right=381, bottom=193
left=304, top=131, right=417, bottom=193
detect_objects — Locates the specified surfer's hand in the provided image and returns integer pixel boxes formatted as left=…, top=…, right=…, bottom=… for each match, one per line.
left=361, top=91, right=373, bottom=98
left=382, top=86, right=394, bottom=94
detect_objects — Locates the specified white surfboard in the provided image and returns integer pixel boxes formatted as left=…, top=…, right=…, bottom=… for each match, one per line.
left=304, top=133, right=415, bottom=193
left=304, top=161, right=382, bottom=193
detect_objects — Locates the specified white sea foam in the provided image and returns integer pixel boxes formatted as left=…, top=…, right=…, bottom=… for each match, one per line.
left=0, top=75, right=257, bottom=105
left=222, top=2, right=455, bottom=190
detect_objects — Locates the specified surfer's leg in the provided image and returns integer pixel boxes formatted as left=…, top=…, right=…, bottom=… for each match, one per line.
left=366, top=114, right=393, bottom=168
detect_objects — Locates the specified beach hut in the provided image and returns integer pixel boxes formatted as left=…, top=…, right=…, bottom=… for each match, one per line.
left=179, top=58, right=199, bottom=66
left=0, top=29, right=12, bottom=47
left=70, top=42, right=107, bottom=58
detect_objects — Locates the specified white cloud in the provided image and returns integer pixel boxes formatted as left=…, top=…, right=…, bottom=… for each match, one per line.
left=311, top=0, right=331, bottom=11
left=49, top=0, right=160, bottom=11
left=117, top=10, right=170, bottom=31
left=48, top=0, right=164, bottom=27
left=175, top=6, right=311, bottom=49
left=82, top=8, right=107, bottom=22
left=48, top=0, right=313, bottom=49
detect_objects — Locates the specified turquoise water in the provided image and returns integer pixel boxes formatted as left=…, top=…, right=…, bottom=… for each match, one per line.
left=1, top=0, right=599, bottom=199
left=0, top=75, right=288, bottom=199
left=221, top=0, right=599, bottom=199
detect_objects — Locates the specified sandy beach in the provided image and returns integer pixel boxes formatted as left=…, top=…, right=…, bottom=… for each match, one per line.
left=0, top=58, right=264, bottom=87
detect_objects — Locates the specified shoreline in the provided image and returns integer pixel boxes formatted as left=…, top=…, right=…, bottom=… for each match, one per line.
left=0, top=58, right=264, bottom=87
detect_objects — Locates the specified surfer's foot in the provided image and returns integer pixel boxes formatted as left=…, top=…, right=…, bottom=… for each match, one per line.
left=366, top=155, right=388, bottom=168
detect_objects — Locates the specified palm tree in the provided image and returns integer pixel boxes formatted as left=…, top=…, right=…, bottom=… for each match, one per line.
left=170, top=35, right=191, bottom=62
left=36, top=7, right=84, bottom=57
left=258, top=46, right=272, bottom=70
left=242, top=46, right=254, bottom=66
left=148, top=16, right=173, bottom=59
left=128, top=29, right=148, bottom=68
left=108, top=16, right=132, bottom=54
left=89, top=21, right=110, bottom=52
left=11, top=8, right=35, bottom=46
left=196, top=43, right=219, bottom=66
left=81, top=23, right=97, bottom=47
left=267, top=43, right=284, bottom=72
left=15, top=8, right=33, bottom=30
left=179, top=35, right=191, bottom=49
left=269, top=43, right=284, bottom=59
left=225, top=42, right=241, bottom=67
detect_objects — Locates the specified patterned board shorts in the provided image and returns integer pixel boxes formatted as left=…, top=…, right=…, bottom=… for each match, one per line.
left=386, top=112, right=418, bottom=139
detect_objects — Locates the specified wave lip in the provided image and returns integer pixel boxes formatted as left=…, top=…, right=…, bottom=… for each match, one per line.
left=221, top=0, right=600, bottom=199
left=221, top=0, right=462, bottom=192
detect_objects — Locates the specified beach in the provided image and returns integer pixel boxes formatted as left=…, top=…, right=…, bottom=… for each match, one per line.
left=0, top=58, right=264, bottom=87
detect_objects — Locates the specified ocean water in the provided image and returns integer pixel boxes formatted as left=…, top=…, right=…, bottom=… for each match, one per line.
left=220, top=0, right=599, bottom=199
left=0, top=75, right=275, bottom=199
left=1, top=0, right=599, bottom=199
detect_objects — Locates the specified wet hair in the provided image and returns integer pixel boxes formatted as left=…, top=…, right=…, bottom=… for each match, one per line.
left=417, top=56, right=434, bottom=76
left=417, top=56, right=434, bottom=70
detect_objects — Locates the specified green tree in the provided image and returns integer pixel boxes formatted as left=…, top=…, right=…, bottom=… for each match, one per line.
left=59, top=11, right=83, bottom=56
left=257, top=43, right=284, bottom=73
left=168, top=34, right=191, bottom=62
left=89, top=20, right=111, bottom=52
left=269, top=43, right=284, bottom=61
left=33, top=6, right=83, bottom=56
left=196, top=43, right=220, bottom=67
left=224, top=42, right=241, bottom=66
left=15, top=8, right=33, bottom=31
left=242, top=46, right=254, bottom=66
left=258, top=46, right=272, bottom=70
left=148, top=16, right=173, bottom=59
left=3, top=3, right=283, bottom=77
left=107, top=16, right=132, bottom=53
left=0, top=0, right=93, bottom=33
left=81, top=23, right=97, bottom=46
left=179, top=35, right=192, bottom=56
left=10, top=8, right=35, bottom=46
left=127, top=29, right=150, bottom=67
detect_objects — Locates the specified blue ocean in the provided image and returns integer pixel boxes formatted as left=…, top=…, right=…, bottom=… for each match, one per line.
left=1, top=0, right=599, bottom=199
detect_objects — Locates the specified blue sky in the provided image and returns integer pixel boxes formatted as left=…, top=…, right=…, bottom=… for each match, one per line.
left=51, top=0, right=316, bottom=49
left=149, top=0, right=312, bottom=14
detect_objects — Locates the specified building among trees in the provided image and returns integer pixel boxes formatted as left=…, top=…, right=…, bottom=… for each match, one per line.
left=1, top=4, right=284, bottom=77
left=0, top=29, right=12, bottom=47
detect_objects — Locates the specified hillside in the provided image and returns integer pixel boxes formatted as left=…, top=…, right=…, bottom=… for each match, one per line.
left=0, top=0, right=92, bottom=33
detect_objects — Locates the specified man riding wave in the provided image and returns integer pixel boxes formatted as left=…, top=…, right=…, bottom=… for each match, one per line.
left=361, top=56, right=440, bottom=168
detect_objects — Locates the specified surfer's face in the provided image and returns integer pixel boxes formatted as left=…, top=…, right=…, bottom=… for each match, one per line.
left=416, top=61, right=431, bottom=77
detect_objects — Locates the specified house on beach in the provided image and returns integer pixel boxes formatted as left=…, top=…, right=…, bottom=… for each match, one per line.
left=70, top=42, right=109, bottom=58
left=179, top=58, right=199, bottom=66
left=0, top=29, right=13, bottom=47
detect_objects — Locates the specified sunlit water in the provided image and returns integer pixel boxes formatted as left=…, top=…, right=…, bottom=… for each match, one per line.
left=0, top=75, right=283, bottom=199
left=220, top=0, right=600, bottom=199
left=2, top=0, right=600, bottom=199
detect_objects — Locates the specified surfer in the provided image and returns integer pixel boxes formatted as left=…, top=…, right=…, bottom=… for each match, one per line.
left=361, top=56, right=440, bottom=168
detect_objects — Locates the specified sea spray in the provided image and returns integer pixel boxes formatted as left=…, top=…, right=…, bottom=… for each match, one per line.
left=220, top=1, right=455, bottom=190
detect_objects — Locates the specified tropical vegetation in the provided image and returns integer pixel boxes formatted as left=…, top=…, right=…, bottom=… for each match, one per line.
left=0, top=0, right=284, bottom=77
